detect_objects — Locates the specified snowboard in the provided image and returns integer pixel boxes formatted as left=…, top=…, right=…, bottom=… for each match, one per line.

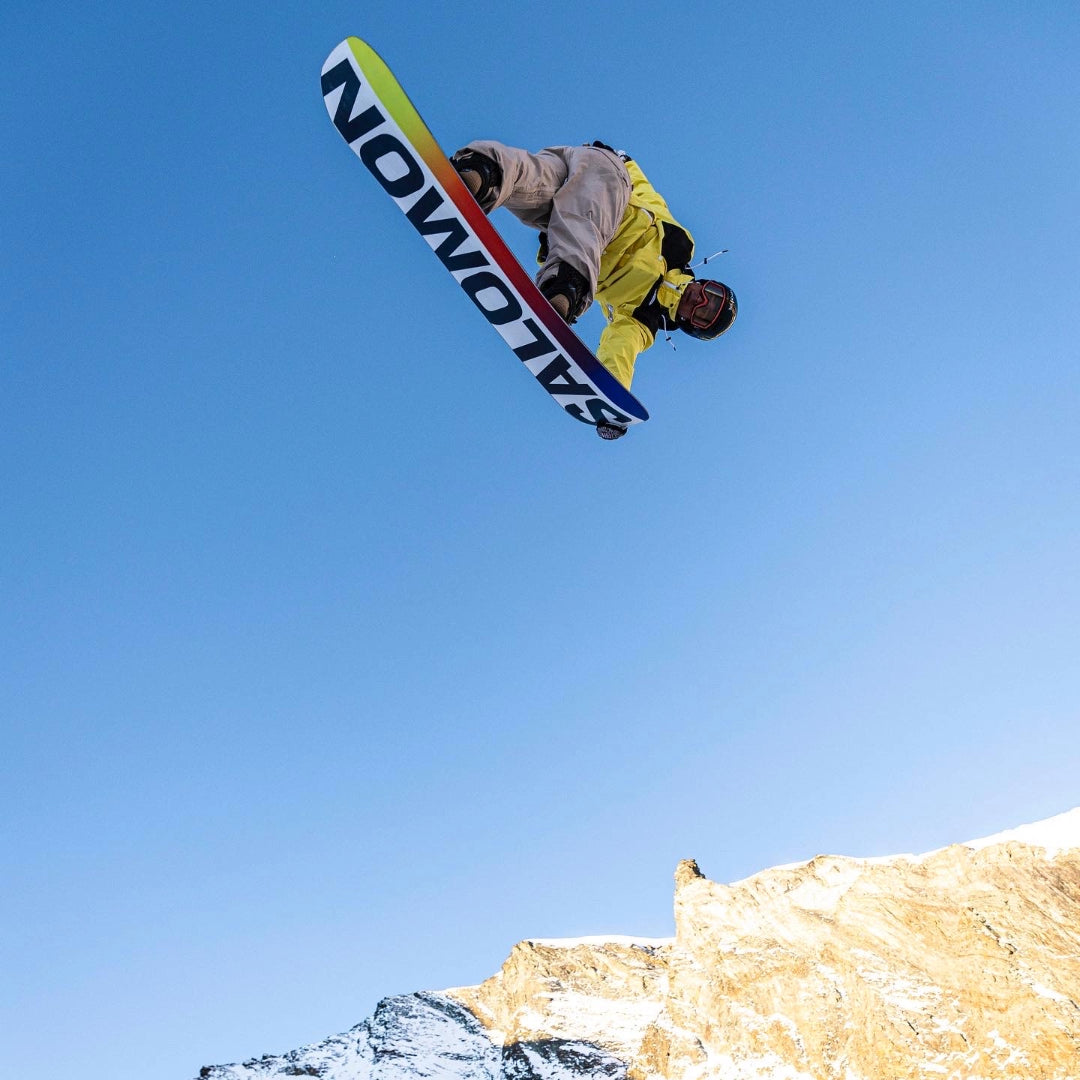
left=320, top=37, right=649, bottom=434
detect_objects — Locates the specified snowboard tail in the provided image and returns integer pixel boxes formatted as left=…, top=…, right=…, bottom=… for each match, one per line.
left=320, top=38, right=649, bottom=432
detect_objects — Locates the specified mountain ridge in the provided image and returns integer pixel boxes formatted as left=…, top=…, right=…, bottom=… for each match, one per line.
left=199, top=809, right=1080, bottom=1080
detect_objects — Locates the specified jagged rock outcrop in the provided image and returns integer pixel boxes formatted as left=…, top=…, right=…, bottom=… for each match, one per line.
left=198, top=809, right=1080, bottom=1080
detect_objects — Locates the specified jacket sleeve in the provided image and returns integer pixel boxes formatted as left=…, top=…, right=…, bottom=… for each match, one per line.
left=625, top=161, right=676, bottom=223
left=597, top=313, right=654, bottom=389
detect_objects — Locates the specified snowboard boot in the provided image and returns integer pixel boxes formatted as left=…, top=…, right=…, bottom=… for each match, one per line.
left=596, top=422, right=629, bottom=441
left=450, top=149, right=502, bottom=214
left=539, top=263, right=590, bottom=325
left=547, top=293, right=572, bottom=321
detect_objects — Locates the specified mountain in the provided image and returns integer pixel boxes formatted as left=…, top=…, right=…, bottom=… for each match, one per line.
left=198, top=809, right=1080, bottom=1079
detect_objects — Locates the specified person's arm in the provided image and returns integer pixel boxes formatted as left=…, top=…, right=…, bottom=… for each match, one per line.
left=597, top=314, right=654, bottom=389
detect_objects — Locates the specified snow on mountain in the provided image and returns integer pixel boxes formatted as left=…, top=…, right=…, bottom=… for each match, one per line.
left=197, top=809, right=1080, bottom=1080
left=957, top=805, right=1080, bottom=856
left=199, top=993, right=502, bottom=1080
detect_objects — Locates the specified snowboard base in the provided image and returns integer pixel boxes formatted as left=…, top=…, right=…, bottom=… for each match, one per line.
left=320, top=37, right=649, bottom=434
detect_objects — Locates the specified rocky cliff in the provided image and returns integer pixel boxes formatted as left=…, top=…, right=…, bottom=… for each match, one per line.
left=199, top=809, right=1080, bottom=1080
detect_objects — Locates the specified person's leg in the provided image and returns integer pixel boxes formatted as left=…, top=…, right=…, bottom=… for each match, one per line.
left=451, top=141, right=568, bottom=229
left=451, top=142, right=631, bottom=324
left=537, top=145, right=631, bottom=315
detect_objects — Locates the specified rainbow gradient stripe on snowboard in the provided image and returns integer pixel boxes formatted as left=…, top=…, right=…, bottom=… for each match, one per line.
left=320, top=37, right=649, bottom=431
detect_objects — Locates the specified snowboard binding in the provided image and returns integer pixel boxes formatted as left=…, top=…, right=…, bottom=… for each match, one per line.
left=539, top=262, right=590, bottom=325
left=450, top=149, right=503, bottom=214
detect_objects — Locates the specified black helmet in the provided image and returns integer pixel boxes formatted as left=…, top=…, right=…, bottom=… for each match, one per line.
left=675, top=279, right=737, bottom=340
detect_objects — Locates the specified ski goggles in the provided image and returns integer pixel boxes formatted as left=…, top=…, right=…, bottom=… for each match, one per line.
left=676, top=280, right=737, bottom=340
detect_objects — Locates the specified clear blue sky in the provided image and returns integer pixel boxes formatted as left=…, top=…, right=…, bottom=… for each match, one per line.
left=3, top=3, right=1078, bottom=1078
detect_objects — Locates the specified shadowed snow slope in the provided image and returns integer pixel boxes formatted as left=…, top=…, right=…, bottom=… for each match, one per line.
left=198, top=810, right=1080, bottom=1080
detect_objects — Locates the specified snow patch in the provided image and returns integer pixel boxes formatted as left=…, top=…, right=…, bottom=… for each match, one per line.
left=515, top=989, right=663, bottom=1057
left=525, top=935, right=674, bottom=949
left=1026, top=980, right=1071, bottom=1004
left=729, top=808, right=1080, bottom=889
left=957, top=807, right=1080, bottom=857
left=849, top=950, right=944, bottom=1014
left=704, top=1049, right=818, bottom=1080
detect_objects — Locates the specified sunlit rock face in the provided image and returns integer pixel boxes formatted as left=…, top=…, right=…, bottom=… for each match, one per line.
left=199, top=810, right=1080, bottom=1080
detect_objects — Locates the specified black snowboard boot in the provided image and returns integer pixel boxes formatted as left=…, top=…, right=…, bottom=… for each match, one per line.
left=450, top=149, right=502, bottom=214
left=539, top=262, right=590, bottom=325
left=596, top=422, right=628, bottom=441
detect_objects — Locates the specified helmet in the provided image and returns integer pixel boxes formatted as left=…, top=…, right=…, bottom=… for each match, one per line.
left=675, top=279, right=738, bottom=340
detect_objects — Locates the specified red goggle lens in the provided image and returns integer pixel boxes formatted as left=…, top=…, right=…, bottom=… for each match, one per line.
left=677, top=281, right=736, bottom=339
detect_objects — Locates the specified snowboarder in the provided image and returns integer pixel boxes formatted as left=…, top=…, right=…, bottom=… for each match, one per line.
left=451, top=140, right=737, bottom=438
